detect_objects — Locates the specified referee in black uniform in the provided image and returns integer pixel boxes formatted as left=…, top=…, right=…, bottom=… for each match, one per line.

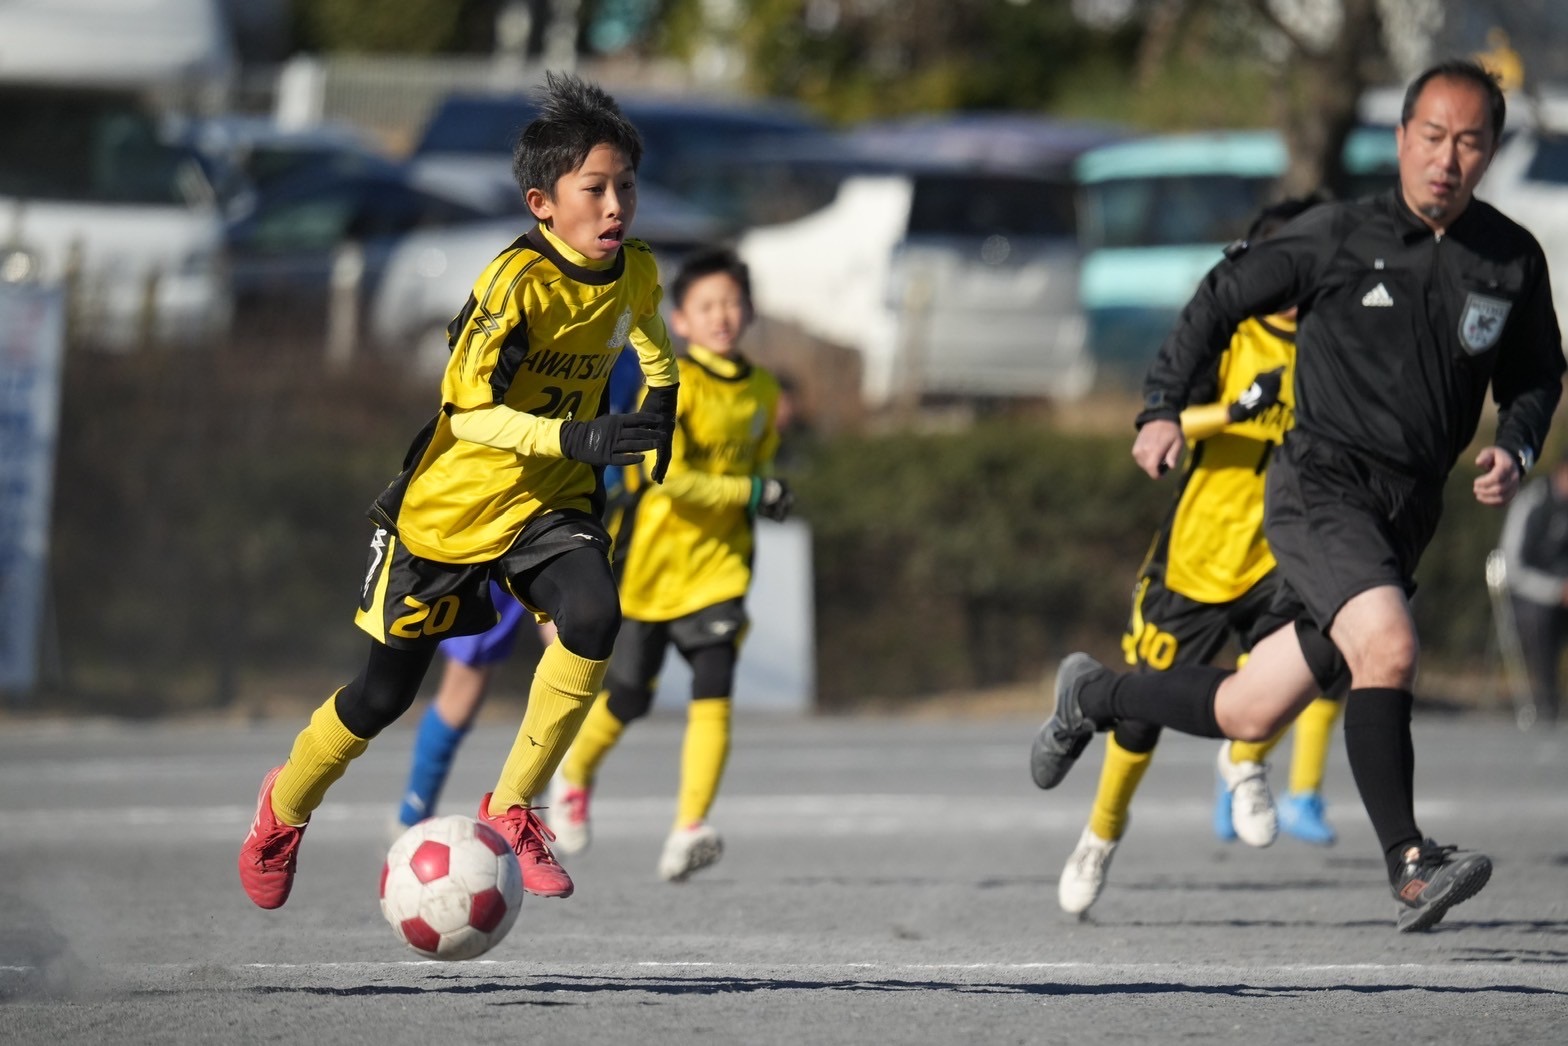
left=1032, top=58, right=1565, bottom=932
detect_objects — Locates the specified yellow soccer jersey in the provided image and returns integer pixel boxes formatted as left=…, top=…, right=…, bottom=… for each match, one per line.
left=1163, top=315, right=1296, bottom=604
left=616, top=345, right=781, bottom=621
left=383, top=223, right=676, bottom=564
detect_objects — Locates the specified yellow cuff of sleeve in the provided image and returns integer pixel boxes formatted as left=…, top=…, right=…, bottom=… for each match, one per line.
left=448, top=404, right=567, bottom=458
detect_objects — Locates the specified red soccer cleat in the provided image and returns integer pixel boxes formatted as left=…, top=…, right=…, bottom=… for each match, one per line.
left=238, top=766, right=307, bottom=909
left=478, top=793, right=575, bottom=898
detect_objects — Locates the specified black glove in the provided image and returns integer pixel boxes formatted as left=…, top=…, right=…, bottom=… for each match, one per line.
left=1226, top=366, right=1285, bottom=423
left=558, top=411, right=664, bottom=467
left=641, top=384, right=679, bottom=483
left=751, top=477, right=794, bottom=521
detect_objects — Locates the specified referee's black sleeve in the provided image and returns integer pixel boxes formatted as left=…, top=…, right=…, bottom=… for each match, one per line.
left=1138, top=207, right=1341, bottom=427
left=1492, top=256, right=1565, bottom=465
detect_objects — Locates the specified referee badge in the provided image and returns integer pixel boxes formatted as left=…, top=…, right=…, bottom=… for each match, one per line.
left=1458, top=293, right=1510, bottom=354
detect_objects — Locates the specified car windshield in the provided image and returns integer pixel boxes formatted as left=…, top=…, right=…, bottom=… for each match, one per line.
left=1079, top=174, right=1275, bottom=250
left=907, top=173, right=1077, bottom=238
left=0, top=89, right=205, bottom=206
left=414, top=97, right=536, bottom=156
left=1525, top=135, right=1568, bottom=184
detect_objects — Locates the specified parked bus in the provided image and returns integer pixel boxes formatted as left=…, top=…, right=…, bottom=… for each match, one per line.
left=1075, top=128, right=1398, bottom=378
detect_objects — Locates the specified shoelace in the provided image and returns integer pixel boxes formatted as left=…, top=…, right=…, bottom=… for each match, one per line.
left=1073, top=843, right=1111, bottom=877
left=254, top=824, right=301, bottom=869
left=1052, top=718, right=1092, bottom=746
left=1234, top=776, right=1272, bottom=816
left=1411, top=842, right=1459, bottom=872
left=496, top=807, right=561, bottom=865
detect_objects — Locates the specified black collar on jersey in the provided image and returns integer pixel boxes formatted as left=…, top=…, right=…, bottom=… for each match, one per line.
left=523, top=226, right=626, bottom=285
left=1256, top=316, right=1297, bottom=342
left=1388, top=185, right=1487, bottom=245
left=1387, top=188, right=1437, bottom=244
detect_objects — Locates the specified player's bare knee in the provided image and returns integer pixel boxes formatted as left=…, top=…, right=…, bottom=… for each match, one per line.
left=1347, top=633, right=1419, bottom=688
left=1227, top=710, right=1287, bottom=743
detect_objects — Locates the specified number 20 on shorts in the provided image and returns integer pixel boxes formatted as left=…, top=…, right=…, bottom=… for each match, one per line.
left=391, top=595, right=461, bottom=640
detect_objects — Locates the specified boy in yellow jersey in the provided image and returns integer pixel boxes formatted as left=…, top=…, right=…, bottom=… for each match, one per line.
left=238, top=72, right=680, bottom=909
left=1050, top=197, right=1345, bottom=918
left=548, top=246, right=791, bottom=882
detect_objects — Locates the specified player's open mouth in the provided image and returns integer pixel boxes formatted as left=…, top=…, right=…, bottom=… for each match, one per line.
left=599, top=227, right=625, bottom=246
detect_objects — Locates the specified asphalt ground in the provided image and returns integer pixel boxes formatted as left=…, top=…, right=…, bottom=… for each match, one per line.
left=2, top=710, right=1565, bottom=1044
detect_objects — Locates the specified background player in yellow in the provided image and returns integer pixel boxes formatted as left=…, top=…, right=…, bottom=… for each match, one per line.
left=1054, top=198, right=1344, bottom=918
left=548, top=246, right=792, bottom=883
left=238, top=72, right=679, bottom=910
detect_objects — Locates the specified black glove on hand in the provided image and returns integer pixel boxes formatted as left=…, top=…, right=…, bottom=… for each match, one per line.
left=641, top=384, right=679, bottom=483
left=1226, top=366, right=1285, bottom=423
left=752, top=477, right=794, bottom=522
left=558, top=411, right=664, bottom=467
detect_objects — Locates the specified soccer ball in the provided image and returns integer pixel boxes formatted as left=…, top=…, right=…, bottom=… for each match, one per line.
left=380, top=815, right=523, bottom=960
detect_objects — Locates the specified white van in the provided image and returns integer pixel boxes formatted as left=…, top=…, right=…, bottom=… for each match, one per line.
left=0, top=0, right=234, bottom=350
left=737, top=115, right=1122, bottom=408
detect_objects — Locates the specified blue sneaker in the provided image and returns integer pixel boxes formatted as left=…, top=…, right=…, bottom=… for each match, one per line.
left=1212, top=768, right=1238, bottom=843
left=1278, top=791, right=1337, bottom=846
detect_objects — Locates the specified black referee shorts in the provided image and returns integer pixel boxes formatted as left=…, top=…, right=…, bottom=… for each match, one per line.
left=1263, top=433, right=1444, bottom=633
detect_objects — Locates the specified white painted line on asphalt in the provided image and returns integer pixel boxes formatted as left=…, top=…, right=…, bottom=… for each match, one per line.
left=2, top=958, right=1564, bottom=988
left=3, top=793, right=1563, bottom=841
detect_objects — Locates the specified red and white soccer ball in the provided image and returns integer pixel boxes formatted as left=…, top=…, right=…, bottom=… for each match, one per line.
left=380, top=814, right=523, bottom=960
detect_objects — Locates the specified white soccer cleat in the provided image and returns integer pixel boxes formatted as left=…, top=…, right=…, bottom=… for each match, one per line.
left=1058, top=826, right=1120, bottom=916
left=546, top=775, right=592, bottom=856
left=658, top=822, right=723, bottom=882
left=1216, top=742, right=1278, bottom=847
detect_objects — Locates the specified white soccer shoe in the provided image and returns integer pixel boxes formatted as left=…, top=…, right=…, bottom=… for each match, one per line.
left=658, top=822, right=724, bottom=882
left=1216, top=741, right=1278, bottom=847
left=1059, top=826, right=1120, bottom=916
left=546, top=775, right=592, bottom=856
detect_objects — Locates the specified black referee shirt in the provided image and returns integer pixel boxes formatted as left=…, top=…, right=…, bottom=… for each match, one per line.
left=1141, top=188, right=1564, bottom=482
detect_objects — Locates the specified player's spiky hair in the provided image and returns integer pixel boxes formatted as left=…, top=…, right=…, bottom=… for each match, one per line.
left=512, top=71, right=643, bottom=197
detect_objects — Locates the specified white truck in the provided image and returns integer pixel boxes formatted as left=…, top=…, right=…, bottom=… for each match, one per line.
left=0, top=0, right=234, bottom=350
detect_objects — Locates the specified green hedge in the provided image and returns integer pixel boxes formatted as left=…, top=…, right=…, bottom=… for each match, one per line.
left=794, top=419, right=1509, bottom=708
left=35, top=350, right=1510, bottom=715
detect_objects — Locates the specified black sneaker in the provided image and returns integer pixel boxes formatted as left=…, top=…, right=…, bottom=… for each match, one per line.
left=1030, top=653, right=1105, bottom=789
left=1392, top=839, right=1492, bottom=932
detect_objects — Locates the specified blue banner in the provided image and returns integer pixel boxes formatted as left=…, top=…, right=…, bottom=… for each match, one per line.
left=0, top=285, right=65, bottom=696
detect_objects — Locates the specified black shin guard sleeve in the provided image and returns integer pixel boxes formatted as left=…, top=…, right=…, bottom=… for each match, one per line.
left=1112, top=718, right=1162, bottom=754
left=1084, top=666, right=1229, bottom=738
left=1342, top=687, right=1421, bottom=881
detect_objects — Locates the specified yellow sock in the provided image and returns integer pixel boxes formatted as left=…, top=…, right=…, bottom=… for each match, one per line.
left=491, top=643, right=607, bottom=810
left=1087, top=735, right=1154, bottom=841
left=676, top=698, right=732, bottom=828
left=1229, top=723, right=1289, bottom=766
left=559, top=691, right=626, bottom=788
left=1288, top=696, right=1342, bottom=794
left=271, top=690, right=369, bottom=826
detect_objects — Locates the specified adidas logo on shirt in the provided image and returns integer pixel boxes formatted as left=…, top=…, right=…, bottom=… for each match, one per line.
left=1361, top=282, right=1394, bottom=307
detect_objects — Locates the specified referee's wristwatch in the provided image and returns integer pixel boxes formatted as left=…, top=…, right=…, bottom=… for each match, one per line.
left=1512, top=445, right=1535, bottom=475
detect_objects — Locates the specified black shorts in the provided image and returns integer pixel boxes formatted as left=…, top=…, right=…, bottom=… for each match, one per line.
left=354, top=509, right=612, bottom=650
left=1122, top=565, right=1292, bottom=672
left=1263, top=433, right=1443, bottom=632
left=604, top=598, right=750, bottom=692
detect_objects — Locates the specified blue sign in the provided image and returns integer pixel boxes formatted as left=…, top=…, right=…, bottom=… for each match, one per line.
left=0, top=285, right=65, bottom=695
